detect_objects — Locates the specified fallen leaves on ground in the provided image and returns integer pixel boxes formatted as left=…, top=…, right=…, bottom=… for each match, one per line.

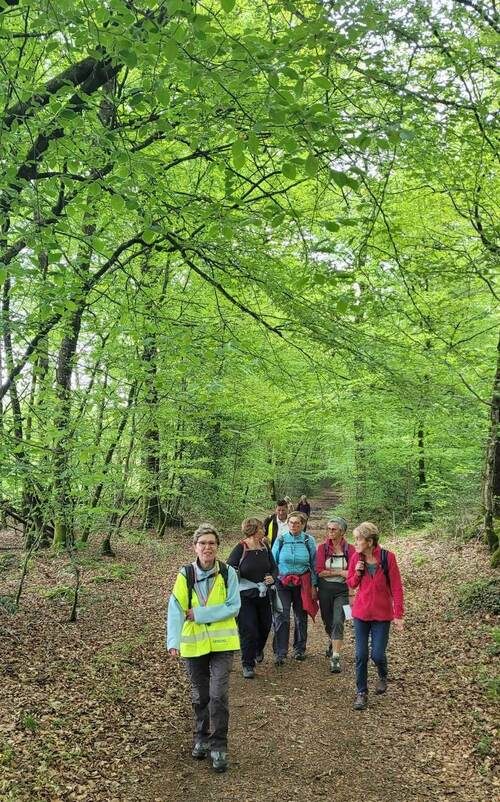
left=0, top=497, right=498, bottom=802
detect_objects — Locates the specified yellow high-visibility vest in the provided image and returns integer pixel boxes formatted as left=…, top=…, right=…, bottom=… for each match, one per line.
left=173, top=568, right=240, bottom=658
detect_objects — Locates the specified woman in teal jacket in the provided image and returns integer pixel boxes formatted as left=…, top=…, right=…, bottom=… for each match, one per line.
left=271, top=512, right=317, bottom=665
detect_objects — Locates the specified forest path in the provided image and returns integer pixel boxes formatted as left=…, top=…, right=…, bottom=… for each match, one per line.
left=0, top=490, right=496, bottom=802
left=144, top=490, right=496, bottom=802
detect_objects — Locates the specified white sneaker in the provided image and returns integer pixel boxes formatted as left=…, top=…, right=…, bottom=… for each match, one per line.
left=211, top=750, right=228, bottom=772
left=329, top=655, right=341, bottom=673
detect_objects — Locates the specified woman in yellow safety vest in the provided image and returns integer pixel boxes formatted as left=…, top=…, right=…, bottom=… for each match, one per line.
left=166, top=524, right=240, bottom=773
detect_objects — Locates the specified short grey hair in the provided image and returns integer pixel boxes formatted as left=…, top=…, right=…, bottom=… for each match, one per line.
left=327, top=517, right=348, bottom=533
left=192, top=524, right=220, bottom=545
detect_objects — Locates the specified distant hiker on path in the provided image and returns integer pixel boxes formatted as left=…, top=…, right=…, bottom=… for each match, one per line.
left=347, top=521, right=404, bottom=711
left=166, top=524, right=240, bottom=773
left=296, top=494, right=311, bottom=518
left=263, top=499, right=289, bottom=546
left=271, top=512, right=318, bottom=665
left=284, top=495, right=294, bottom=514
left=227, top=518, right=278, bottom=679
left=316, top=517, right=355, bottom=673
left=296, top=494, right=311, bottom=529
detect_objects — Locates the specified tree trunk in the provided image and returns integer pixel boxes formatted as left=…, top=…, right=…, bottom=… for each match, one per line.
left=417, top=424, right=432, bottom=512
left=267, top=441, right=277, bottom=502
left=108, top=415, right=137, bottom=531
left=354, top=418, right=367, bottom=519
left=52, top=304, right=85, bottom=548
left=80, top=381, right=137, bottom=543
left=0, top=340, right=6, bottom=527
left=484, top=331, right=500, bottom=562
left=142, top=335, right=165, bottom=530
left=2, top=275, right=48, bottom=542
left=25, top=250, right=50, bottom=443
left=161, top=415, right=186, bottom=530
left=93, top=368, right=109, bottom=466
left=54, top=81, right=117, bottom=547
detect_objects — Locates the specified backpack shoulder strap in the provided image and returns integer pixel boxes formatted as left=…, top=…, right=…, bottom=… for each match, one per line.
left=237, top=540, right=248, bottom=568
left=183, top=561, right=229, bottom=608
left=380, top=549, right=390, bottom=587
left=182, top=563, right=196, bottom=609
left=217, top=560, right=229, bottom=590
left=343, top=541, right=349, bottom=563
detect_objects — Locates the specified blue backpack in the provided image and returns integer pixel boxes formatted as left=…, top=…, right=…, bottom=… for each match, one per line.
left=275, top=532, right=313, bottom=562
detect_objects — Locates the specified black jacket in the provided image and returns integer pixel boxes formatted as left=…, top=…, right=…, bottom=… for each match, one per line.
left=263, top=513, right=285, bottom=546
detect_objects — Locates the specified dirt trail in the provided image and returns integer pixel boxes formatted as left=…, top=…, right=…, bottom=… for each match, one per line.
left=1, top=490, right=497, bottom=802
left=144, top=491, right=497, bottom=802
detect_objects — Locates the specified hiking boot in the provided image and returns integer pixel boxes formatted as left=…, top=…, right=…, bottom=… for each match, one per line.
left=242, top=666, right=255, bottom=679
left=255, top=652, right=264, bottom=664
left=329, top=655, right=341, bottom=673
left=354, top=692, right=368, bottom=710
left=293, top=652, right=306, bottom=662
left=211, top=750, right=228, bottom=773
left=325, top=642, right=333, bottom=658
left=274, top=655, right=285, bottom=667
left=375, top=676, right=388, bottom=695
left=191, top=741, right=209, bottom=759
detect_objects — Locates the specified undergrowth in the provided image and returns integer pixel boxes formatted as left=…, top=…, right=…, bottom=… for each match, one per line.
left=457, top=578, right=500, bottom=615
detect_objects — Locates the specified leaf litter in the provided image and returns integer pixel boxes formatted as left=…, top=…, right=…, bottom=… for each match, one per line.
left=0, top=507, right=498, bottom=802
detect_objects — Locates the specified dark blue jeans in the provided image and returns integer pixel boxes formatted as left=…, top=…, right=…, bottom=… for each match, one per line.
left=353, top=618, right=390, bottom=694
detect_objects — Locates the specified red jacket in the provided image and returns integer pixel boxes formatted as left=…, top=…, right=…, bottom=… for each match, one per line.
left=281, top=572, right=319, bottom=620
left=347, top=546, right=404, bottom=621
left=316, top=538, right=355, bottom=574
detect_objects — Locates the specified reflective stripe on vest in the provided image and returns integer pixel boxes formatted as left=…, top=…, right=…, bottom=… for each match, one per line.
left=173, top=570, right=240, bottom=657
left=181, top=628, right=239, bottom=644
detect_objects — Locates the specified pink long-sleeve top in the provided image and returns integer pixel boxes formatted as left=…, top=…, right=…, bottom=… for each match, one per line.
left=347, top=545, right=404, bottom=621
left=316, top=538, right=356, bottom=574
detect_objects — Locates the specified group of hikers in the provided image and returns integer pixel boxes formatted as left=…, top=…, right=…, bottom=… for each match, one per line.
left=166, top=497, right=404, bottom=774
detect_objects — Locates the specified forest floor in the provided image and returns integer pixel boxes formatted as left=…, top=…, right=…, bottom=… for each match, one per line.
left=0, top=490, right=498, bottom=802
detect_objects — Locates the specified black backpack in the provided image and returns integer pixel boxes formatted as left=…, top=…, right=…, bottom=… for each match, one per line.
left=380, top=548, right=390, bottom=587
left=356, top=548, right=391, bottom=585
left=182, top=560, right=229, bottom=609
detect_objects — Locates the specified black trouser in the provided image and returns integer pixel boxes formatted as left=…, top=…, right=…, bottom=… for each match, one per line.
left=183, top=651, right=234, bottom=750
left=273, top=582, right=308, bottom=657
left=238, top=592, right=273, bottom=668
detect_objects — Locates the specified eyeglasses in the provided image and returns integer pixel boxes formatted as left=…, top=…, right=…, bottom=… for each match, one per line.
left=197, top=540, right=217, bottom=547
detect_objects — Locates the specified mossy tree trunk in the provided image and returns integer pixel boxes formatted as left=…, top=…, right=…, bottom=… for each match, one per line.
left=484, top=331, right=500, bottom=565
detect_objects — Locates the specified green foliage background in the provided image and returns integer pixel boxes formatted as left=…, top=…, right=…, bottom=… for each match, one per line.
left=0, top=0, right=497, bottom=542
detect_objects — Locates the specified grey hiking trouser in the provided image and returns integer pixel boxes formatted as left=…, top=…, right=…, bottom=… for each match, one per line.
left=183, top=651, right=234, bottom=751
left=273, top=581, right=308, bottom=657
left=318, top=578, right=348, bottom=641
